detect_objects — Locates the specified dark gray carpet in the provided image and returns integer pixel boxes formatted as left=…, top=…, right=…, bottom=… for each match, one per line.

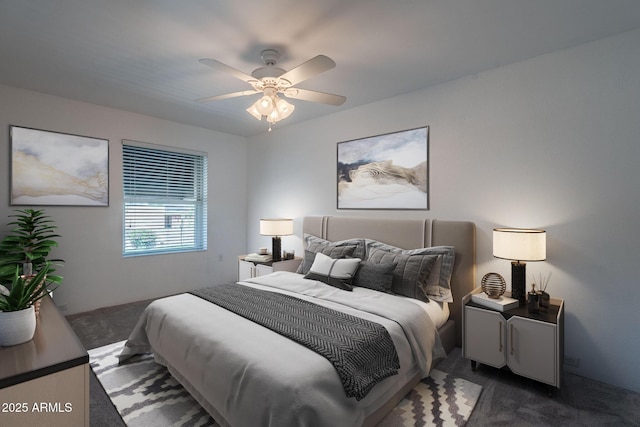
left=67, top=298, right=640, bottom=427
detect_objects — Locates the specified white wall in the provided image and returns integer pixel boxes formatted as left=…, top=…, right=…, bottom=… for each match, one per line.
left=246, top=29, right=640, bottom=393
left=0, top=84, right=248, bottom=314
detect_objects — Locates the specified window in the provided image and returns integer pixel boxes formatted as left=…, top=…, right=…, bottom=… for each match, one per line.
left=122, top=141, right=207, bottom=256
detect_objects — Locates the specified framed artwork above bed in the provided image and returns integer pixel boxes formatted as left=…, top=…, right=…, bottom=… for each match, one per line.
left=337, top=126, right=429, bottom=210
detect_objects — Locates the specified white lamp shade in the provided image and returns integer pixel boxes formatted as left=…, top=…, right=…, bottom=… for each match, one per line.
left=260, top=218, right=293, bottom=236
left=267, top=107, right=281, bottom=123
left=276, top=98, right=295, bottom=120
left=246, top=103, right=263, bottom=120
left=256, top=95, right=275, bottom=116
left=493, top=228, right=546, bottom=261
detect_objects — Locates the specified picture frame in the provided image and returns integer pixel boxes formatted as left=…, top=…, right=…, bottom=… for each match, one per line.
left=10, top=125, right=109, bottom=206
left=337, top=126, right=429, bottom=210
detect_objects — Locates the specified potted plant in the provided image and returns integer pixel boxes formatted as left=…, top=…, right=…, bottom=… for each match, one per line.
left=0, top=209, right=64, bottom=287
left=0, top=264, right=55, bottom=346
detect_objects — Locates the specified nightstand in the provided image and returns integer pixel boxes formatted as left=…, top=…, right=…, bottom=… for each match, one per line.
left=237, top=255, right=303, bottom=281
left=462, top=287, right=564, bottom=396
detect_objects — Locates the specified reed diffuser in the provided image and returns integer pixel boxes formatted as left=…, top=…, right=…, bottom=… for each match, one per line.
left=534, top=272, right=552, bottom=311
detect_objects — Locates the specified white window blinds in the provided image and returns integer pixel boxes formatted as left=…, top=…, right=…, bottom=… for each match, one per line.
left=122, top=141, right=207, bottom=256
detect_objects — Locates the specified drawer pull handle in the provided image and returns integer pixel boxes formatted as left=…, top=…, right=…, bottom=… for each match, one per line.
left=498, top=323, right=503, bottom=352
left=510, top=323, right=515, bottom=356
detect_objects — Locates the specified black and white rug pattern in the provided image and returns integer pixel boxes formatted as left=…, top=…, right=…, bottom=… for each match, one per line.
left=89, top=341, right=216, bottom=426
left=89, top=341, right=481, bottom=427
left=377, top=368, right=483, bottom=427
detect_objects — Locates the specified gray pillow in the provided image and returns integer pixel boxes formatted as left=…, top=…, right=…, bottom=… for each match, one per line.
left=304, top=234, right=366, bottom=258
left=367, top=248, right=438, bottom=302
left=352, top=261, right=397, bottom=293
left=296, top=234, right=365, bottom=274
left=365, top=240, right=456, bottom=303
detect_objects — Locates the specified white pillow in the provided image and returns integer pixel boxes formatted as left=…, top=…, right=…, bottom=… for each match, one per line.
left=304, top=253, right=361, bottom=291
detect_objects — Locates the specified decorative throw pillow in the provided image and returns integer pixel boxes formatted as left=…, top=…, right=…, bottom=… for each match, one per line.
left=352, top=261, right=397, bottom=293
left=304, top=253, right=361, bottom=291
left=367, top=248, right=439, bottom=302
left=298, top=246, right=357, bottom=276
left=296, top=234, right=365, bottom=274
left=365, top=240, right=456, bottom=303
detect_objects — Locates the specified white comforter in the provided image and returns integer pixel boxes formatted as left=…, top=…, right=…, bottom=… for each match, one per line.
left=120, top=271, right=445, bottom=427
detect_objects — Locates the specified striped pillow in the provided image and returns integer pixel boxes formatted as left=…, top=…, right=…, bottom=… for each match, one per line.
left=365, top=239, right=456, bottom=303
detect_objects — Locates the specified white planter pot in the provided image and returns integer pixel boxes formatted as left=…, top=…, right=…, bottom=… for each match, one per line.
left=0, top=306, right=36, bottom=347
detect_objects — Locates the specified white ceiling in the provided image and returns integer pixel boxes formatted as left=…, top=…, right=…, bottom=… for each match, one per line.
left=2, top=1, right=640, bottom=137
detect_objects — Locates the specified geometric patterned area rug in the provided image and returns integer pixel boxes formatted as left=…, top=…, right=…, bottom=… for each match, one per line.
left=89, top=341, right=482, bottom=427
left=89, top=341, right=216, bottom=427
left=377, top=369, right=483, bottom=427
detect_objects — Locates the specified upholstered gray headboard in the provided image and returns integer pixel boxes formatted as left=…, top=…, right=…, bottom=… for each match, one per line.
left=303, top=216, right=476, bottom=347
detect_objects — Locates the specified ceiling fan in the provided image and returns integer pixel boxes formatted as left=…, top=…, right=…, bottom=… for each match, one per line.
left=196, top=49, right=346, bottom=131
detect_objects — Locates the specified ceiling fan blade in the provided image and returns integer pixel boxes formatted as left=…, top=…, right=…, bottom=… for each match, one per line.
left=199, top=58, right=256, bottom=83
left=279, top=55, right=336, bottom=86
left=283, top=88, right=346, bottom=106
left=195, top=90, right=259, bottom=103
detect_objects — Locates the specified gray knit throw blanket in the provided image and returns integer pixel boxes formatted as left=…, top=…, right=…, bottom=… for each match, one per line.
left=190, top=283, right=399, bottom=400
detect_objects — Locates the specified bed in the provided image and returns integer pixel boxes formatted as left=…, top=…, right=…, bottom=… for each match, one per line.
left=120, top=216, right=476, bottom=426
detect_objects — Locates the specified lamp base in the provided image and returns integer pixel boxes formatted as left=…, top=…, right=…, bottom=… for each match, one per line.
left=511, top=261, right=526, bottom=306
left=272, top=236, right=282, bottom=262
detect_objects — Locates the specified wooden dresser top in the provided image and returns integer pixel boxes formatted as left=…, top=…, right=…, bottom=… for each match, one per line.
left=0, top=296, right=88, bottom=389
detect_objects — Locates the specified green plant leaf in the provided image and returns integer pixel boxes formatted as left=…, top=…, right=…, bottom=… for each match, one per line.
left=0, top=209, right=64, bottom=288
left=0, top=264, right=53, bottom=311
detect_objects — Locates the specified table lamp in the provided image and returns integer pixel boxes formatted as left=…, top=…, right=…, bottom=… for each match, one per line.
left=260, top=218, right=293, bottom=262
left=493, top=228, right=546, bottom=305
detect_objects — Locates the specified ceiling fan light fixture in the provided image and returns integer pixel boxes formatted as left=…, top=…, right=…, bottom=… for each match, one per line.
left=256, top=95, right=274, bottom=116
left=275, top=98, right=295, bottom=120
left=247, top=93, right=295, bottom=126
left=246, top=103, right=262, bottom=121
left=199, top=50, right=344, bottom=132
left=267, top=108, right=280, bottom=124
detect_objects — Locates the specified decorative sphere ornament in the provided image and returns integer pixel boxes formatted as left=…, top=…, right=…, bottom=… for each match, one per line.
left=481, top=272, right=506, bottom=299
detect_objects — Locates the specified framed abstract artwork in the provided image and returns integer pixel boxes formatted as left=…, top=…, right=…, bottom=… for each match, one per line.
left=10, top=125, right=109, bottom=206
left=337, top=126, right=429, bottom=210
